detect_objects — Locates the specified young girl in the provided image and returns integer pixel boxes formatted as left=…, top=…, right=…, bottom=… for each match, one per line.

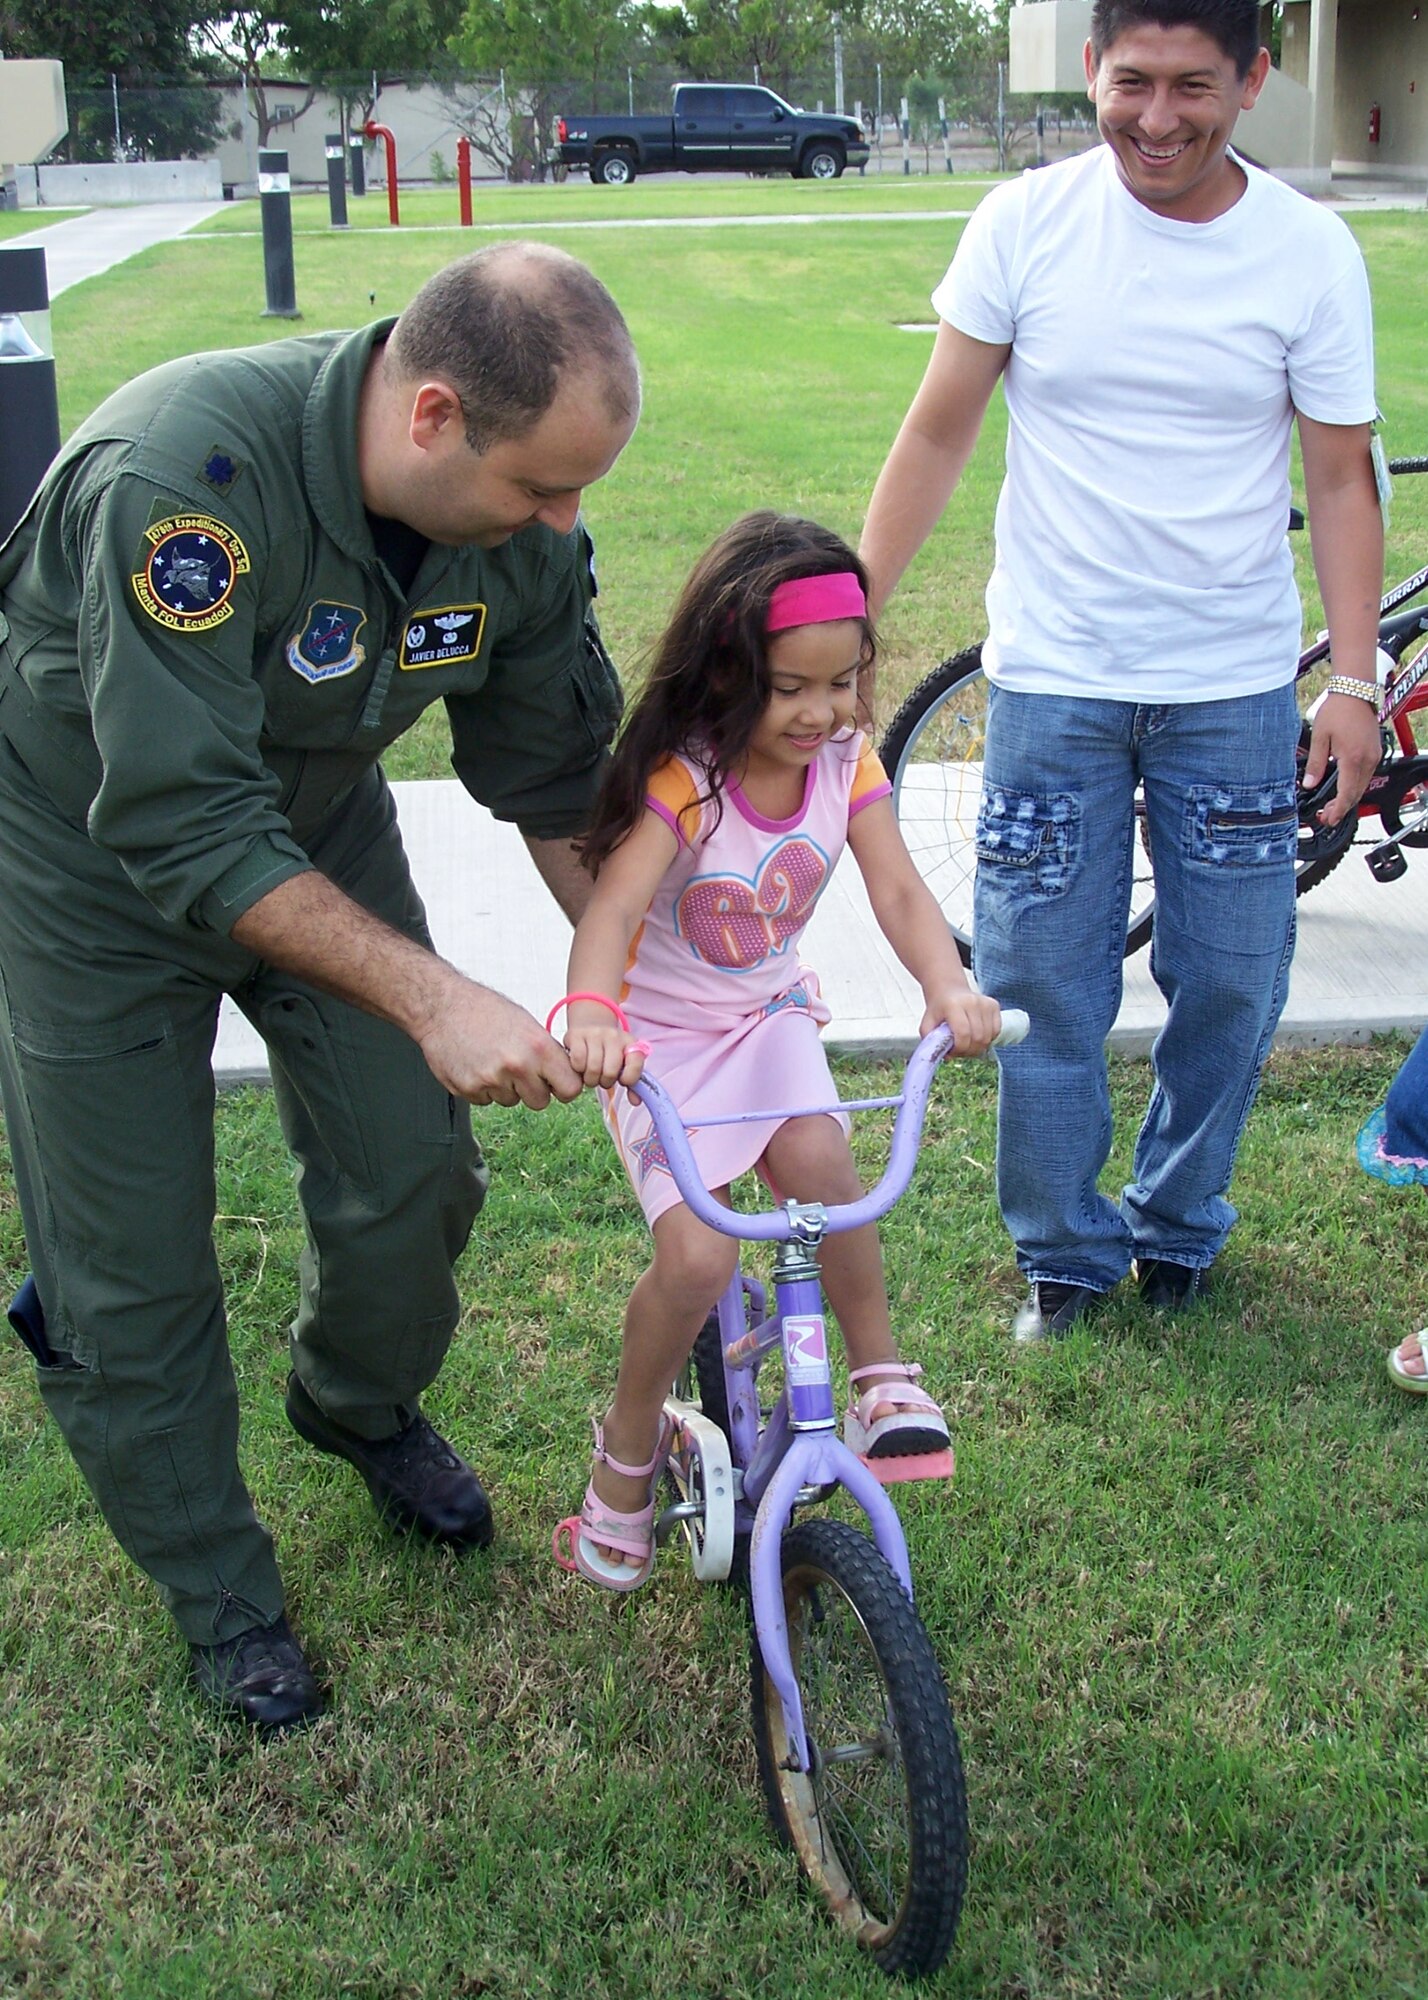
left=553, top=512, right=1002, bottom=1590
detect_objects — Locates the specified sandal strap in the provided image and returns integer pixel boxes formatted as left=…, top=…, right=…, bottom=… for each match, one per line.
left=848, top=1378, right=944, bottom=1423
left=590, top=1412, right=673, bottom=1483
left=577, top=1483, right=656, bottom=1559
left=847, top=1361, right=923, bottom=1385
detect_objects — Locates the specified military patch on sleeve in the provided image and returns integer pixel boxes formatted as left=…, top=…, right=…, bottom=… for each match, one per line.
left=286, top=603, right=368, bottom=683
left=399, top=603, right=487, bottom=671
left=130, top=514, right=251, bottom=633
left=198, top=447, right=247, bottom=496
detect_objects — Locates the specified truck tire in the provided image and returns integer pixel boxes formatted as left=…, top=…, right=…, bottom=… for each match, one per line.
left=798, top=143, right=844, bottom=180
left=592, top=148, right=637, bottom=186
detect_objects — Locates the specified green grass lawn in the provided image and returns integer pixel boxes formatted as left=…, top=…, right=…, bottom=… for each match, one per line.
left=3, top=190, right=1427, bottom=1999
left=193, top=175, right=1004, bottom=234
left=0, top=208, right=84, bottom=240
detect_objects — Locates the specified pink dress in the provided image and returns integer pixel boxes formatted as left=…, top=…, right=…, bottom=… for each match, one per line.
left=603, top=734, right=891, bottom=1227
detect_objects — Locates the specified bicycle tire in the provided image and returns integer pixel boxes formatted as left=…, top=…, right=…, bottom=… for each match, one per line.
left=880, top=648, right=1157, bottom=961
left=749, top=1517, right=967, bottom=1978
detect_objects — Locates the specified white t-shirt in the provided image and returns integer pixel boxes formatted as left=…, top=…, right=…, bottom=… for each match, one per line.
left=932, top=145, right=1377, bottom=700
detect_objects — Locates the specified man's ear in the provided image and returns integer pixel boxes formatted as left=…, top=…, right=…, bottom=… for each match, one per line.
left=409, top=379, right=465, bottom=452
left=1239, top=46, right=1272, bottom=112
left=1083, top=38, right=1098, bottom=100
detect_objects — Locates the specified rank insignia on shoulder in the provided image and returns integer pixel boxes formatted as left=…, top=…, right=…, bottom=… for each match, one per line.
left=286, top=602, right=368, bottom=683
left=399, top=602, right=486, bottom=671
left=199, top=447, right=246, bottom=495
left=130, top=514, right=251, bottom=633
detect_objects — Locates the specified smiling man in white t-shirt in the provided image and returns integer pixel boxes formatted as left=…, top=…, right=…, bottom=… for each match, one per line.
left=861, top=0, right=1383, bottom=1341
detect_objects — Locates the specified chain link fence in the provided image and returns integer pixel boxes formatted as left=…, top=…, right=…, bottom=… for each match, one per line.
left=45, top=68, right=1096, bottom=189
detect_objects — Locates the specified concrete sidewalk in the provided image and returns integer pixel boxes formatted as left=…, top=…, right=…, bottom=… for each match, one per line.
left=12, top=202, right=228, bottom=297
left=211, top=780, right=1428, bottom=1084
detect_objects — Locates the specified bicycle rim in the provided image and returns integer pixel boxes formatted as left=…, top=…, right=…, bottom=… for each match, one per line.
left=749, top=1518, right=967, bottom=1977
left=882, top=651, right=1157, bottom=962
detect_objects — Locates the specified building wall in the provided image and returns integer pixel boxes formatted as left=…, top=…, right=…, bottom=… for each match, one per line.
left=1334, top=0, right=1428, bottom=171
left=213, top=79, right=508, bottom=193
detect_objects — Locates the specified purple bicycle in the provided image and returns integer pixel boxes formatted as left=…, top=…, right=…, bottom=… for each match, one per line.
left=632, top=1009, right=1028, bottom=1979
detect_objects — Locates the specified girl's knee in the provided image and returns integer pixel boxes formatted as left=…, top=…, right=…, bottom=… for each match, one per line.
left=766, top=1117, right=860, bottom=1203
left=651, top=1213, right=739, bottom=1304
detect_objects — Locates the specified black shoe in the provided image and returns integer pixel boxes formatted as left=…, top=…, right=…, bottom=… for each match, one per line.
left=1011, top=1280, right=1104, bottom=1345
left=190, top=1614, right=324, bottom=1734
left=285, top=1373, right=494, bottom=1549
left=1135, top=1259, right=1213, bottom=1311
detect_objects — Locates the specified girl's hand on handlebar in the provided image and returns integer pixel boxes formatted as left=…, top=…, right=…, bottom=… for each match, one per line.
left=564, top=1024, right=648, bottom=1092
left=921, top=988, right=1002, bottom=1058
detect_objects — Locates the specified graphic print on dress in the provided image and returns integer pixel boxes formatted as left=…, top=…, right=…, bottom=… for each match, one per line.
left=675, top=837, right=829, bottom=973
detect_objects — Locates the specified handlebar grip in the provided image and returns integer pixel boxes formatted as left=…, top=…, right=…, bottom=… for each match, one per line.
left=993, top=1007, right=1029, bottom=1048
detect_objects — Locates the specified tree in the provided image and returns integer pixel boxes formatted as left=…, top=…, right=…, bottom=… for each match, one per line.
left=672, top=0, right=834, bottom=99
left=193, top=10, right=320, bottom=148
left=453, top=0, right=645, bottom=177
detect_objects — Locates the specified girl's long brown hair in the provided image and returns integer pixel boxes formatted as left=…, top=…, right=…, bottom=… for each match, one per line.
left=582, top=512, right=877, bottom=875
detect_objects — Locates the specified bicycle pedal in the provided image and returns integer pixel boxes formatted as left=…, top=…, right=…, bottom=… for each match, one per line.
left=860, top=1447, right=955, bottom=1486
left=1368, top=844, right=1409, bottom=882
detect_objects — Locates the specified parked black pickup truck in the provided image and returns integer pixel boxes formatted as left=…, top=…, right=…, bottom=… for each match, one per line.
left=552, top=84, right=869, bottom=185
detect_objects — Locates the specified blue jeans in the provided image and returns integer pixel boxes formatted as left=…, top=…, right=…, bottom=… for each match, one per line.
left=972, top=684, right=1299, bottom=1292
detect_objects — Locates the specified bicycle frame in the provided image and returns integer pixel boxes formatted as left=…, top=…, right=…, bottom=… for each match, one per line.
left=634, top=1020, right=1022, bottom=1772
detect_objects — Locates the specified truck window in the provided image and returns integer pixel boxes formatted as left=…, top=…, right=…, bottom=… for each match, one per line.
left=678, top=88, right=726, bottom=117
left=729, top=90, right=779, bottom=119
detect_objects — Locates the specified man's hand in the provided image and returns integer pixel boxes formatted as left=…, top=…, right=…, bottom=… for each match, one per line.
left=232, top=871, right=584, bottom=1108
left=416, top=984, right=585, bottom=1107
left=1302, top=692, right=1381, bottom=826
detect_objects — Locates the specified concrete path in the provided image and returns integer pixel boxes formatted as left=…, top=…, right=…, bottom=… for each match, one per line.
left=210, top=781, right=1428, bottom=1084
left=12, top=202, right=228, bottom=297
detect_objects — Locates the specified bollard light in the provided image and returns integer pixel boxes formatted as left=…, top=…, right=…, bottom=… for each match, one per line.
left=325, top=133, right=349, bottom=229
left=258, top=148, right=301, bottom=319
left=0, top=245, right=60, bottom=543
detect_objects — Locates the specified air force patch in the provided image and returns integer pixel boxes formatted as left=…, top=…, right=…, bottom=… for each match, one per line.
left=286, top=603, right=368, bottom=684
left=399, top=603, right=486, bottom=671
left=131, top=515, right=250, bottom=633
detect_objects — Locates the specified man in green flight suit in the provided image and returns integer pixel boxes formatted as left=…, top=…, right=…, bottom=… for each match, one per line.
left=0, top=241, right=640, bottom=1732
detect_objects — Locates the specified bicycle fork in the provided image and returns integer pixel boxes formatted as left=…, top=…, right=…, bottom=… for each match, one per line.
left=739, top=1217, right=916, bottom=1774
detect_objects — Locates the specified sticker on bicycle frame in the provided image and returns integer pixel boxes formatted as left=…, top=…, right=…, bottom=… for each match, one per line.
left=131, top=514, right=250, bottom=633
left=784, top=1315, right=830, bottom=1386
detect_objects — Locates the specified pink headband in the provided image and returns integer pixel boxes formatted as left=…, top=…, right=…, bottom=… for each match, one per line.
left=765, top=571, right=867, bottom=634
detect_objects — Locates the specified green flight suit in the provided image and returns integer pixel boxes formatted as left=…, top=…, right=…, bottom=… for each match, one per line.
left=0, top=322, right=622, bottom=1643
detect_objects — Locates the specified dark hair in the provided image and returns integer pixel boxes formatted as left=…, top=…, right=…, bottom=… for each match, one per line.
left=386, top=241, right=639, bottom=453
left=1090, top=0, right=1262, bottom=77
left=581, top=512, right=876, bottom=876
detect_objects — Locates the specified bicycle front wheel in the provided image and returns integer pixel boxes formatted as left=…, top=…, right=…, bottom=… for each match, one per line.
left=881, top=647, right=1159, bottom=962
left=749, top=1518, right=967, bottom=1978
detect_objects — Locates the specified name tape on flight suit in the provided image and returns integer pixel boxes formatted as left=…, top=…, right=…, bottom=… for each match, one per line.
left=399, top=604, right=486, bottom=670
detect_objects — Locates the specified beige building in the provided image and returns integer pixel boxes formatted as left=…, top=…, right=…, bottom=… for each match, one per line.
left=1010, top=0, right=1428, bottom=193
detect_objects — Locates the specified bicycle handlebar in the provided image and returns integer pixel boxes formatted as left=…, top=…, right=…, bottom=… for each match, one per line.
left=632, top=1009, right=1030, bottom=1243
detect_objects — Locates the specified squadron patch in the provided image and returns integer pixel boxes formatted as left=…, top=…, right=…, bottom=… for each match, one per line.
left=399, top=603, right=486, bottom=671
left=131, top=514, right=250, bottom=633
left=286, top=603, right=368, bottom=684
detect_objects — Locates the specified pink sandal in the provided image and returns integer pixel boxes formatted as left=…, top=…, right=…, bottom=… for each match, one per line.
left=553, top=1413, right=675, bottom=1592
left=844, top=1362, right=950, bottom=1460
